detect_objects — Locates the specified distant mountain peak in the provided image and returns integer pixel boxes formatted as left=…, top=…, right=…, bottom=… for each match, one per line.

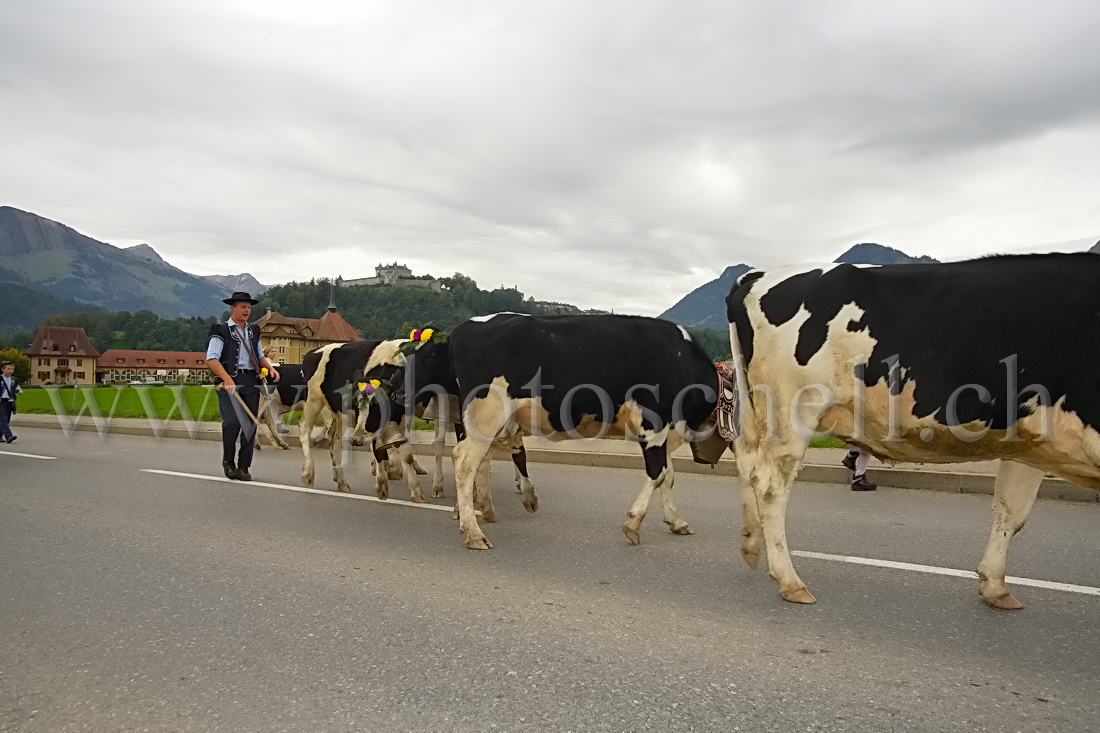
left=123, top=243, right=166, bottom=265
left=203, top=273, right=267, bottom=296
left=658, top=263, right=752, bottom=330
left=834, top=242, right=939, bottom=265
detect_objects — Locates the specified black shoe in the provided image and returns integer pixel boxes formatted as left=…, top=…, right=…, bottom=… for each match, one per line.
left=5, top=436, right=14, bottom=444
left=237, top=469, right=252, bottom=481
left=841, top=451, right=857, bottom=472
left=223, top=461, right=239, bottom=480
left=851, top=475, right=877, bottom=491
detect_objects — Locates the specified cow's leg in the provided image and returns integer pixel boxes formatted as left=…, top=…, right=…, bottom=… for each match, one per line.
left=430, top=422, right=449, bottom=498
left=512, top=444, right=538, bottom=512
left=737, top=437, right=814, bottom=604
left=657, top=432, right=692, bottom=536
left=328, top=412, right=352, bottom=492
left=399, top=442, right=427, bottom=503
left=738, top=454, right=763, bottom=569
left=473, top=452, right=498, bottom=522
left=622, top=436, right=673, bottom=545
left=373, top=445, right=391, bottom=500
left=385, top=453, right=403, bottom=480
left=453, top=380, right=513, bottom=549
left=299, top=396, right=327, bottom=487
left=976, top=460, right=1045, bottom=610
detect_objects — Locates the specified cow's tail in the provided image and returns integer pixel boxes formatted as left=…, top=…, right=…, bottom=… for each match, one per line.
left=728, top=320, right=753, bottom=438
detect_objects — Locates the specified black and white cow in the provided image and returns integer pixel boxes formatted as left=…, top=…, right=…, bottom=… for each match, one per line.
left=727, top=253, right=1100, bottom=609
left=299, top=340, right=426, bottom=500
left=444, top=313, right=730, bottom=550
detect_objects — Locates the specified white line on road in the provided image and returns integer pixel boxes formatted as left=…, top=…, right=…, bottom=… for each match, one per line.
left=142, top=469, right=1098, bottom=599
left=141, top=469, right=456, bottom=512
left=0, top=450, right=58, bottom=460
left=793, top=550, right=1100, bottom=597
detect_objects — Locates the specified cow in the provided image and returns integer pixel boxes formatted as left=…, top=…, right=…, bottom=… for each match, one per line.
left=442, top=313, right=731, bottom=550
left=299, top=340, right=428, bottom=501
left=726, top=253, right=1100, bottom=609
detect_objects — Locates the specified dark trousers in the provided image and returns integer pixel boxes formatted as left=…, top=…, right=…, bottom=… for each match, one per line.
left=217, top=371, right=261, bottom=469
left=0, top=400, right=13, bottom=439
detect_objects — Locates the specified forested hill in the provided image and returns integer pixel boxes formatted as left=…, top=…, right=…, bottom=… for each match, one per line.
left=4, top=274, right=734, bottom=361
left=259, top=274, right=543, bottom=338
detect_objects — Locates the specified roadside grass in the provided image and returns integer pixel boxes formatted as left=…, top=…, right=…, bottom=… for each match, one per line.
left=16, top=386, right=850, bottom=448
left=18, top=385, right=222, bottom=421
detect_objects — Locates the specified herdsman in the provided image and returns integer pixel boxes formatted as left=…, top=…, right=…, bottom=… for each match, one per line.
left=205, top=291, right=280, bottom=480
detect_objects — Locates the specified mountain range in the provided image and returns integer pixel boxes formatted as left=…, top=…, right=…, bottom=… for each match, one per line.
left=0, top=206, right=265, bottom=324
left=659, top=242, right=940, bottom=330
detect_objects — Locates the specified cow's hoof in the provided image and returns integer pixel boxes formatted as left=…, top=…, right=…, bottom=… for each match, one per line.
left=622, top=524, right=641, bottom=546
left=740, top=549, right=760, bottom=569
left=780, top=587, right=817, bottom=604
left=481, top=511, right=499, bottom=523
left=301, top=476, right=314, bottom=488
left=667, top=521, right=694, bottom=536
left=337, top=485, right=352, bottom=493
left=982, top=591, right=1023, bottom=610
left=414, top=466, right=428, bottom=476
left=410, top=495, right=427, bottom=504
left=522, top=497, right=538, bottom=513
left=432, top=488, right=445, bottom=499
left=375, top=490, right=389, bottom=500
left=466, top=537, right=493, bottom=550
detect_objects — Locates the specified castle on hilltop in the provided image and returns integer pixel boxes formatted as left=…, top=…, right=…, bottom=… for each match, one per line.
left=337, top=263, right=442, bottom=292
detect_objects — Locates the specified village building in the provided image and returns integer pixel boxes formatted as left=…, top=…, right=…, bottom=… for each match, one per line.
left=253, top=293, right=362, bottom=364
left=96, top=349, right=213, bottom=385
left=25, top=326, right=101, bottom=385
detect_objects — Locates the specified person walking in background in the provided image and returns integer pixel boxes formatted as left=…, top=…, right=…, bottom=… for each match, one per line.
left=206, top=292, right=280, bottom=481
left=842, top=446, right=877, bottom=491
left=0, top=361, right=22, bottom=444
left=262, top=344, right=290, bottom=434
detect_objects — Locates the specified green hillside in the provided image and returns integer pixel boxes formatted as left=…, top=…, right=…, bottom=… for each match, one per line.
left=0, top=206, right=229, bottom=318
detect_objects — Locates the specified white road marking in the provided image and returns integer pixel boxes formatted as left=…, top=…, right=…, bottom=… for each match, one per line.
left=793, top=550, right=1100, bottom=597
left=0, top=450, right=58, bottom=460
left=141, top=469, right=455, bottom=512
left=141, top=469, right=1098, bottom=598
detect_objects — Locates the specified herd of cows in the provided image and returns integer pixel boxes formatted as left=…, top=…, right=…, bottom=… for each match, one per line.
left=252, top=252, right=1100, bottom=610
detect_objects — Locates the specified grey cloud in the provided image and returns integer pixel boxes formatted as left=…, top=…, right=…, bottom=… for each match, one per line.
left=2, top=0, right=1098, bottom=316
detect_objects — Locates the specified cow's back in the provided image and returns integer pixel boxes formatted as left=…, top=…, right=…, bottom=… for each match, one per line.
left=450, top=313, right=717, bottom=432
left=727, top=253, right=1100, bottom=475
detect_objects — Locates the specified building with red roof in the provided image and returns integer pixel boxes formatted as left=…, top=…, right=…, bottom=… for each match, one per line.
left=26, top=326, right=101, bottom=385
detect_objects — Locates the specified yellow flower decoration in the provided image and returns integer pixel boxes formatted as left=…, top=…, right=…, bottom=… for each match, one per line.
left=420, top=328, right=434, bottom=342
left=260, top=367, right=269, bottom=378
left=357, top=381, right=367, bottom=392
left=370, top=379, right=381, bottom=388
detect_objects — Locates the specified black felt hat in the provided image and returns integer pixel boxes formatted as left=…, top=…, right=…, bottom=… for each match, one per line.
left=223, top=291, right=259, bottom=305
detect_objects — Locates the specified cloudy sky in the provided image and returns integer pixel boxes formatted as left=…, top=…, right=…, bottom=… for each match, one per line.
left=3, top=1, right=1099, bottom=315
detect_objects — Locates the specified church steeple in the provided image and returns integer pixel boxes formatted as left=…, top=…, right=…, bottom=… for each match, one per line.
left=327, top=285, right=338, bottom=313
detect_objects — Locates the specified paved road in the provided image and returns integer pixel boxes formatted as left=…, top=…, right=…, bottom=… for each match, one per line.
left=2, top=428, right=1099, bottom=732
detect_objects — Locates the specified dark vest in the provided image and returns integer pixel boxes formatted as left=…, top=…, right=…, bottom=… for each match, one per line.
left=209, top=322, right=262, bottom=378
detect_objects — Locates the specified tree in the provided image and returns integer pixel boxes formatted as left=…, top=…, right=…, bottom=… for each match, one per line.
left=0, top=348, right=30, bottom=381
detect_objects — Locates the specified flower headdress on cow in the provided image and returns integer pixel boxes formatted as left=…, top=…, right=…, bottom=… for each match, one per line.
left=396, top=327, right=446, bottom=357
left=345, top=369, right=398, bottom=413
